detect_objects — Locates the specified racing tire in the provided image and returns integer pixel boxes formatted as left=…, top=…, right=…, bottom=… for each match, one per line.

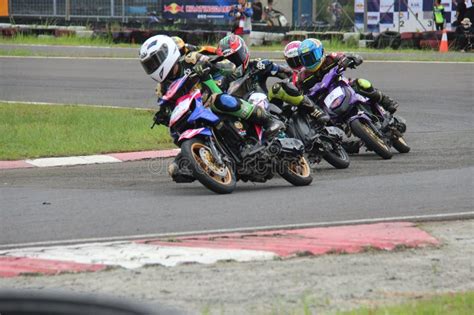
left=181, top=138, right=236, bottom=194
left=350, top=119, right=393, bottom=160
left=279, top=155, right=313, bottom=186
left=392, top=136, right=411, bottom=153
left=322, top=143, right=350, bottom=169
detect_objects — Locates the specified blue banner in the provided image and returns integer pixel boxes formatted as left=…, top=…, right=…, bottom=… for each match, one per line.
left=163, top=0, right=238, bottom=20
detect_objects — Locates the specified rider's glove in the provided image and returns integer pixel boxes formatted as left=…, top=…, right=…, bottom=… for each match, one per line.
left=154, top=104, right=170, bottom=126
left=348, top=54, right=363, bottom=67
left=155, top=83, right=162, bottom=98
left=338, top=56, right=353, bottom=69
left=193, top=61, right=212, bottom=80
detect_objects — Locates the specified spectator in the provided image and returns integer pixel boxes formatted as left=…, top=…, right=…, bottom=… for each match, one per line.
left=252, top=1, right=263, bottom=22
left=147, top=11, right=160, bottom=28
left=466, top=0, right=474, bottom=21
left=229, top=0, right=253, bottom=46
left=454, top=0, right=467, bottom=26
left=456, top=17, right=473, bottom=51
left=327, top=1, right=343, bottom=30
left=433, top=0, right=446, bottom=31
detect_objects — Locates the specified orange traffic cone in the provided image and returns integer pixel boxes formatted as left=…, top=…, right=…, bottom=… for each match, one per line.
left=439, top=29, right=448, bottom=53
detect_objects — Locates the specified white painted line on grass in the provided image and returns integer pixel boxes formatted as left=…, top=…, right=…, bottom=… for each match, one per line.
left=1, top=242, right=276, bottom=269
left=0, top=43, right=136, bottom=50
left=0, top=55, right=135, bottom=60
left=1, top=211, right=472, bottom=250
left=26, top=155, right=121, bottom=167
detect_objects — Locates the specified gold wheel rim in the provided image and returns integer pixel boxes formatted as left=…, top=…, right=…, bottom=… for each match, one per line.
left=190, top=143, right=233, bottom=185
left=289, top=157, right=311, bottom=177
left=361, top=124, right=389, bottom=149
left=398, top=137, right=407, bottom=146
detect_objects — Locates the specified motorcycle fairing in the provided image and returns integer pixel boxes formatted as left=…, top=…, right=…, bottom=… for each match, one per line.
left=169, top=90, right=201, bottom=127
left=178, top=128, right=212, bottom=141
left=187, top=95, right=220, bottom=126
left=163, top=76, right=187, bottom=102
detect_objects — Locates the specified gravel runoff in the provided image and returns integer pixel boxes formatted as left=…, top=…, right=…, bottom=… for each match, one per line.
left=1, top=220, right=473, bottom=315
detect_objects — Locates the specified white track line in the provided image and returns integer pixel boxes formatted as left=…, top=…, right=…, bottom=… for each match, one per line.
left=26, top=155, right=121, bottom=167
left=1, top=243, right=275, bottom=269
left=0, top=100, right=152, bottom=111
left=0, top=211, right=472, bottom=250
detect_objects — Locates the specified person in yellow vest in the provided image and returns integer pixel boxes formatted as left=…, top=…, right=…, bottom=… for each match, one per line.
left=434, top=0, right=446, bottom=31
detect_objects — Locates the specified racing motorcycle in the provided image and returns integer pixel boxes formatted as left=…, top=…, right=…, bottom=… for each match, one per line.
left=308, top=64, right=410, bottom=160
left=153, top=71, right=312, bottom=194
left=226, top=66, right=350, bottom=169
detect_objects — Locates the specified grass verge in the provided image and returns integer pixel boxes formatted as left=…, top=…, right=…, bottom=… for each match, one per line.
left=338, top=291, right=474, bottom=315
left=0, top=34, right=136, bottom=48
left=0, top=102, right=173, bottom=160
left=2, top=35, right=473, bottom=62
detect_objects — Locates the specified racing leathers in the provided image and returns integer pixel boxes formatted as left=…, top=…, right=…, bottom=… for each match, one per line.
left=265, top=61, right=329, bottom=125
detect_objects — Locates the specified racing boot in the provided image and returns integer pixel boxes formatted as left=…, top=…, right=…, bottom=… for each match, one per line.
left=168, top=154, right=195, bottom=183
left=300, top=96, right=330, bottom=126
left=379, top=94, right=399, bottom=114
left=353, top=79, right=398, bottom=114
left=247, top=105, right=285, bottom=139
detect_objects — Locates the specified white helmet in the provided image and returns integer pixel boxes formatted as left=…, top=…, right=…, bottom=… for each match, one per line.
left=139, top=35, right=180, bottom=82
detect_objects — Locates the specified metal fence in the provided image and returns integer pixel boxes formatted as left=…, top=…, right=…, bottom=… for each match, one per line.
left=9, top=0, right=162, bottom=20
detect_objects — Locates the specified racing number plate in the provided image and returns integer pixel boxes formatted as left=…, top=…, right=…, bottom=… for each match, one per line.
left=324, top=86, right=344, bottom=108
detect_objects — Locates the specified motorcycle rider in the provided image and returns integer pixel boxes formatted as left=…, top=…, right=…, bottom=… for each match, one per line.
left=265, top=40, right=329, bottom=125
left=296, top=38, right=399, bottom=114
left=214, top=34, right=328, bottom=126
left=139, top=35, right=284, bottom=180
left=216, top=34, right=290, bottom=92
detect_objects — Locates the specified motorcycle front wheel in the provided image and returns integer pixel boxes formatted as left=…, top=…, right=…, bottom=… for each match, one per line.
left=278, top=156, right=313, bottom=186
left=392, top=136, right=411, bottom=153
left=322, top=141, right=350, bottom=169
left=181, top=138, right=236, bottom=194
left=350, top=119, right=393, bottom=160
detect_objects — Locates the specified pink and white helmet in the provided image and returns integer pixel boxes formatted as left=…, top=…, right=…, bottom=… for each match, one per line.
left=283, top=40, right=302, bottom=70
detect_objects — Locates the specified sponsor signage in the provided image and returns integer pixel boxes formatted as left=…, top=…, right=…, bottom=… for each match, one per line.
left=355, top=0, right=459, bottom=32
left=163, top=0, right=238, bottom=20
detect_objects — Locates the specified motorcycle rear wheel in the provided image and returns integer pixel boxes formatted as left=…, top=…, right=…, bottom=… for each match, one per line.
left=350, top=119, right=393, bottom=160
left=181, top=138, right=236, bottom=194
left=279, top=156, right=313, bottom=186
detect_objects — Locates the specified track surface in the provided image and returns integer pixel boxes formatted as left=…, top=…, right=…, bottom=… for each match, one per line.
left=0, top=58, right=473, bottom=246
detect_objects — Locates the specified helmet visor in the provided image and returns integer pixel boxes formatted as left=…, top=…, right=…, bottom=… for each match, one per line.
left=227, top=46, right=248, bottom=70
left=300, top=51, right=320, bottom=69
left=286, top=56, right=301, bottom=69
left=141, top=44, right=169, bottom=75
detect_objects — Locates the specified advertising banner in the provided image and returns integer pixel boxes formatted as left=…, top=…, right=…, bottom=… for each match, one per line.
left=163, top=0, right=238, bottom=20
left=355, top=0, right=459, bottom=32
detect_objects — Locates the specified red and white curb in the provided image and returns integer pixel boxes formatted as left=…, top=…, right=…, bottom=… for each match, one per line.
left=0, top=222, right=439, bottom=278
left=0, top=149, right=180, bottom=170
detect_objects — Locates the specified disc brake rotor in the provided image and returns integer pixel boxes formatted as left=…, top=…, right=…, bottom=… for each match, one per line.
left=199, top=148, right=228, bottom=177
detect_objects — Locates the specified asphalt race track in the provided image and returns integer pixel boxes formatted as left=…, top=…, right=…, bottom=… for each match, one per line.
left=0, top=57, right=473, bottom=247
